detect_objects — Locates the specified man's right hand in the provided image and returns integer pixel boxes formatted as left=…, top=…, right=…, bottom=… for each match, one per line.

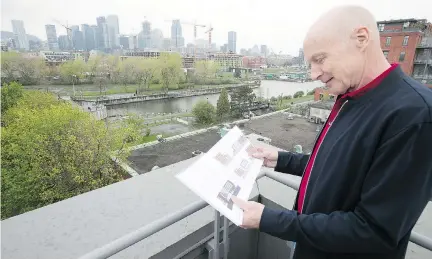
left=249, top=147, right=278, bottom=168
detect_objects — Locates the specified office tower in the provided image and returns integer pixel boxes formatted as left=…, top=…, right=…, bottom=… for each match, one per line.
left=298, top=48, right=305, bottom=65
left=228, top=31, right=237, bottom=53
left=90, top=25, right=99, bottom=49
left=45, top=24, right=59, bottom=51
left=96, top=16, right=107, bottom=49
left=128, top=35, right=138, bottom=50
left=151, top=29, right=163, bottom=49
left=70, top=25, right=85, bottom=50
left=81, top=24, right=95, bottom=51
left=58, top=35, right=70, bottom=50
left=11, top=20, right=29, bottom=50
left=119, top=35, right=129, bottom=49
left=260, top=45, right=268, bottom=56
left=171, top=20, right=184, bottom=48
left=139, top=20, right=152, bottom=49
left=106, top=15, right=120, bottom=48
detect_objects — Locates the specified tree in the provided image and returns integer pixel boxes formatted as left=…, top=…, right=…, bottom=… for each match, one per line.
left=192, top=100, right=216, bottom=125
left=119, top=58, right=136, bottom=91
left=159, top=53, right=184, bottom=93
left=1, top=89, right=141, bottom=219
left=134, top=58, right=158, bottom=94
left=230, top=85, right=256, bottom=117
left=293, top=91, right=305, bottom=98
left=1, top=52, right=46, bottom=85
left=59, top=59, right=87, bottom=84
left=1, top=82, right=23, bottom=115
left=194, top=60, right=219, bottom=84
left=216, top=88, right=230, bottom=120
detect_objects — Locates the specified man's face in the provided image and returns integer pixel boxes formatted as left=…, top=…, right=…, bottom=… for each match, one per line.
left=304, top=36, right=364, bottom=96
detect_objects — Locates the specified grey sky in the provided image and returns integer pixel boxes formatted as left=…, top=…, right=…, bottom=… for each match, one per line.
left=1, top=0, right=431, bottom=55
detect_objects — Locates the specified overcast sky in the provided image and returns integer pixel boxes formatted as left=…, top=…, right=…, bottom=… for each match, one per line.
left=1, top=0, right=431, bottom=55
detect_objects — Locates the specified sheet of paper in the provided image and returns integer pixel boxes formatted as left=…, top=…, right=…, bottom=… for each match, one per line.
left=176, top=126, right=263, bottom=226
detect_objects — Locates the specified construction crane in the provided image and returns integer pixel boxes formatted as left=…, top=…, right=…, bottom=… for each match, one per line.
left=164, top=19, right=206, bottom=57
left=205, top=25, right=213, bottom=47
left=53, top=18, right=73, bottom=50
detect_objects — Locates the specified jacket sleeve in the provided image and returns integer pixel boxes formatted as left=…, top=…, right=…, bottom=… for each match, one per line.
left=274, top=151, right=309, bottom=176
left=259, top=123, right=432, bottom=253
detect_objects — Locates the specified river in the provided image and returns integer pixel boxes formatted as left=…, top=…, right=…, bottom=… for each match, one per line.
left=106, top=80, right=323, bottom=117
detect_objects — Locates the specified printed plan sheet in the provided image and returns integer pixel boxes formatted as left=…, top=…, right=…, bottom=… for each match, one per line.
left=176, top=126, right=263, bottom=226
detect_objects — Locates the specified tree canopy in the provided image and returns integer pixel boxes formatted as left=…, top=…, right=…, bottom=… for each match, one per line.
left=1, top=83, right=141, bottom=219
left=192, top=100, right=216, bottom=125
left=216, top=88, right=230, bottom=120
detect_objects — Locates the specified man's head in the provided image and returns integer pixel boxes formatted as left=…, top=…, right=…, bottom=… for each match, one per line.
left=304, top=6, right=388, bottom=95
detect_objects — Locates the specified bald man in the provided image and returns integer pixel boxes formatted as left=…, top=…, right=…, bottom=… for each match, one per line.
left=232, top=5, right=432, bottom=259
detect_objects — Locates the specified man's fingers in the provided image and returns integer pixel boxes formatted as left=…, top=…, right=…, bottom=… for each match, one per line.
left=231, top=196, right=248, bottom=210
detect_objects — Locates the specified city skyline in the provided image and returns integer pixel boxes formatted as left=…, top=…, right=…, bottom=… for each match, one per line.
left=2, top=0, right=432, bottom=55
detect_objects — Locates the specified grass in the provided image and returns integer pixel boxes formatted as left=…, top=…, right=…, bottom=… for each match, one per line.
left=138, top=135, right=158, bottom=143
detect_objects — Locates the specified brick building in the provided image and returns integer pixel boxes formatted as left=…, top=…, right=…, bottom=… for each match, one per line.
left=377, top=19, right=428, bottom=75
left=242, top=56, right=267, bottom=68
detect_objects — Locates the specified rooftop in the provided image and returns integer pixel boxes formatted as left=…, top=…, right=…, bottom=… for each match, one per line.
left=377, top=18, right=427, bottom=24
left=309, top=101, right=334, bottom=110
left=127, top=114, right=319, bottom=174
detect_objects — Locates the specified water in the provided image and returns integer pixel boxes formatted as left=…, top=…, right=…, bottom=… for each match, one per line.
left=106, top=81, right=323, bottom=117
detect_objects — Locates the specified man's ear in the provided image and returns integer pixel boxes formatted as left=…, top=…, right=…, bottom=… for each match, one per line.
left=353, top=27, right=370, bottom=51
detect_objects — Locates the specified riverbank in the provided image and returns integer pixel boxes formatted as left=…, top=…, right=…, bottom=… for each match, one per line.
left=24, top=81, right=242, bottom=98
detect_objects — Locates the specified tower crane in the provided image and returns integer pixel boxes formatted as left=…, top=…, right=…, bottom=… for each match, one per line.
left=164, top=19, right=206, bottom=57
left=205, top=25, right=213, bottom=48
left=52, top=18, right=73, bottom=50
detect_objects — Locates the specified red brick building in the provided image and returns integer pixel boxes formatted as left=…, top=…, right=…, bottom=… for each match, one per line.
left=242, top=56, right=267, bottom=69
left=377, top=19, right=430, bottom=75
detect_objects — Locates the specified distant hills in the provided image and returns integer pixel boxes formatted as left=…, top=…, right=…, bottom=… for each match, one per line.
left=1, top=31, right=42, bottom=42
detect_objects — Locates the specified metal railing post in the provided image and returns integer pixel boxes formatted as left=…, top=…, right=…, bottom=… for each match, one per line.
left=223, top=216, right=229, bottom=259
left=214, top=210, right=220, bottom=259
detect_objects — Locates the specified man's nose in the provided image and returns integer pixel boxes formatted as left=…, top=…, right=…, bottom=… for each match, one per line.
left=310, top=65, right=322, bottom=81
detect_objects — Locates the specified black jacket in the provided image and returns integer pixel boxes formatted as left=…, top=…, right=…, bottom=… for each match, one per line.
left=259, top=67, right=432, bottom=259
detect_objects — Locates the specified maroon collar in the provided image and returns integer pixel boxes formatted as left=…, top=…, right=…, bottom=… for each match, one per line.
left=341, top=63, right=399, bottom=99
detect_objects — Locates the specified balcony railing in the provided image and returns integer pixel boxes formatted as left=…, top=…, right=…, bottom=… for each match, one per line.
left=418, top=43, right=432, bottom=48
left=414, top=58, right=432, bottom=64
left=77, top=171, right=432, bottom=259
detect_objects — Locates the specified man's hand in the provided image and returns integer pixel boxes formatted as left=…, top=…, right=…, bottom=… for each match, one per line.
left=231, top=196, right=265, bottom=229
left=249, top=147, right=278, bottom=168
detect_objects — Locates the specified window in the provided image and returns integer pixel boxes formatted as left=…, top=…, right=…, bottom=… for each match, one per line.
left=378, top=24, right=385, bottom=32
left=383, top=51, right=389, bottom=59
left=386, top=37, right=392, bottom=46
left=399, top=51, right=406, bottom=62
left=403, top=36, right=409, bottom=46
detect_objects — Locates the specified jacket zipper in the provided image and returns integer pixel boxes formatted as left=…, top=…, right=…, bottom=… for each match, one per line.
left=300, top=100, right=348, bottom=213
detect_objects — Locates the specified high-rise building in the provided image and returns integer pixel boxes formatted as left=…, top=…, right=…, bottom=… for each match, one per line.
left=128, top=35, right=138, bottom=50
left=163, top=38, right=172, bottom=50
left=11, top=20, right=29, bottom=50
left=58, top=35, right=70, bottom=50
left=151, top=29, right=164, bottom=49
left=260, top=45, right=268, bottom=56
left=45, top=24, right=59, bottom=51
left=81, top=24, right=95, bottom=51
left=119, top=35, right=129, bottom=49
left=228, top=31, right=237, bottom=53
left=96, top=16, right=107, bottom=50
left=139, top=20, right=152, bottom=49
left=171, top=20, right=184, bottom=48
left=90, top=25, right=99, bottom=49
left=70, top=25, right=85, bottom=50
left=298, top=48, right=305, bottom=66
left=106, top=15, right=120, bottom=48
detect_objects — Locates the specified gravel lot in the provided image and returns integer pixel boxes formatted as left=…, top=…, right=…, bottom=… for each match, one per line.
left=127, top=113, right=319, bottom=174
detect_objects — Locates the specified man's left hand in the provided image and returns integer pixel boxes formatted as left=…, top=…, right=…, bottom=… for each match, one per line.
left=231, top=196, right=265, bottom=229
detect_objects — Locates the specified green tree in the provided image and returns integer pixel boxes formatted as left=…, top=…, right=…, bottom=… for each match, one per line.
left=230, top=85, right=256, bottom=117
left=194, top=60, right=219, bottom=84
left=1, top=82, right=24, bottom=115
left=293, top=91, right=305, bottom=98
left=216, top=88, right=230, bottom=120
left=134, top=58, right=158, bottom=94
left=1, top=52, right=46, bottom=85
left=1, top=90, right=141, bottom=219
left=159, top=53, right=184, bottom=93
left=59, top=59, right=87, bottom=84
left=192, top=100, right=216, bottom=125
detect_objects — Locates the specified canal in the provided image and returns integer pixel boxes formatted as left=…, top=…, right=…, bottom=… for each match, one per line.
left=106, top=80, right=323, bottom=117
